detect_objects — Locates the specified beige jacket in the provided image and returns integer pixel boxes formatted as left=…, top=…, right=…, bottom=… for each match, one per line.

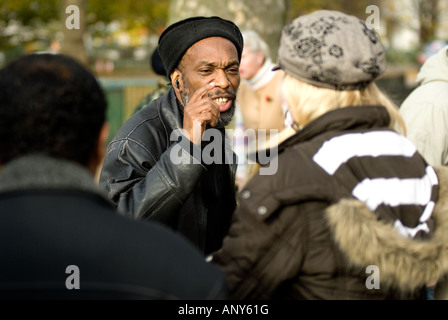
left=237, top=65, right=286, bottom=137
left=399, top=45, right=448, bottom=166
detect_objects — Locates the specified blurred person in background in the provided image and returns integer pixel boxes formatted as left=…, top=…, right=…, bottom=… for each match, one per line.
left=0, top=53, right=228, bottom=300
left=211, top=10, right=448, bottom=300
left=233, top=30, right=288, bottom=188
left=133, top=47, right=169, bottom=115
left=399, top=45, right=448, bottom=167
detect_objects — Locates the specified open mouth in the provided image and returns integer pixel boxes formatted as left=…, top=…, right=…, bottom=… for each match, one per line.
left=213, top=97, right=232, bottom=112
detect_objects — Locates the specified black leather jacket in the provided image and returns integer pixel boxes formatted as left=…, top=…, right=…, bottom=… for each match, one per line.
left=99, top=87, right=237, bottom=255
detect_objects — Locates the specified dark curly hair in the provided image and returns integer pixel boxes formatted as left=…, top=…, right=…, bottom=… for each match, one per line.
left=0, top=53, right=107, bottom=166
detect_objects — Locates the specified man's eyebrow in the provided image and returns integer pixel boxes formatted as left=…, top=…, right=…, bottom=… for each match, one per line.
left=197, top=60, right=240, bottom=67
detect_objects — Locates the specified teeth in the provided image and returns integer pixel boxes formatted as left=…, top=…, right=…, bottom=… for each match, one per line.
left=213, top=98, right=229, bottom=104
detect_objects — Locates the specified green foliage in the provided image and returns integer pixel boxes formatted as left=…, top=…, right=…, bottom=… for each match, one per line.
left=0, top=0, right=171, bottom=61
left=87, top=0, right=170, bottom=32
left=386, top=48, right=419, bottom=66
left=0, top=0, right=62, bottom=57
left=0, top=0, right=429, bottom=69
left=0, top=0, right=61, bottom=25
left=0, top=0, right=170, bottom=33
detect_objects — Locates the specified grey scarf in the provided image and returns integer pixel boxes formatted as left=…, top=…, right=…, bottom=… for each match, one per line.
left=0, top=154, right=109, bottom=203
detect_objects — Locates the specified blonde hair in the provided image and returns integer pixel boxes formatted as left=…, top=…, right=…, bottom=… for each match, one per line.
left=282, top=74, right=406, bottom=137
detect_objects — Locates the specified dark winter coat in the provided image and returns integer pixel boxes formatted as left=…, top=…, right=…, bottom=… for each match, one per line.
left=0, top=155, right=228, bottom=299
left=211, top=106, right=448, bottom=300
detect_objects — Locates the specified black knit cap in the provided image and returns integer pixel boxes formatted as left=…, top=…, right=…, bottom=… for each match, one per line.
left=158, top=16, right=244, bottom=78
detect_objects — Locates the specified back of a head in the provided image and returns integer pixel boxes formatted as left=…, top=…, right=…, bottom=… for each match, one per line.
left=150, top=47, right=166, bottom=77
left=416, top=45, right=448, bottom=85
left=0, top=53, right=107, bottom=167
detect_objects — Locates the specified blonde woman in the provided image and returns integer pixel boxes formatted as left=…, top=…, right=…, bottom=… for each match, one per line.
left=210, top=10, right=448, bottom=300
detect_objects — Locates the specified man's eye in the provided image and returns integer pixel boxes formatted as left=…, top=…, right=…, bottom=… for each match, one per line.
left=199, top=69, right=212, bottom=74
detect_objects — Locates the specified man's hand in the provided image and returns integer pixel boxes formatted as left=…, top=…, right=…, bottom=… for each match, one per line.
left=183, top=83, right=219, bottom=145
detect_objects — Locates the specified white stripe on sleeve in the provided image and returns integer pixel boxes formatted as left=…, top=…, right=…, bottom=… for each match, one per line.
left=352, top=166, right=438, bottom=211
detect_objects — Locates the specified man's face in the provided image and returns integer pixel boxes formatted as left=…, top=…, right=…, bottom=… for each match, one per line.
left=177, top=37, right=240, bottom=128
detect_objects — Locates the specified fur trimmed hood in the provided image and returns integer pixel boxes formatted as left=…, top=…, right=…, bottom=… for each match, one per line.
left=326, top=165, right=448, bottom=292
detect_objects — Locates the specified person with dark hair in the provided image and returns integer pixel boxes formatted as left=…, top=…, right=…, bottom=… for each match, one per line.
left=99, top=16, right=243, bottom=255
left=210, top=10, right=448, bottom=300
left=0, top=53, right=228, bottom=300
left=133, top=47, right=169, bottom=115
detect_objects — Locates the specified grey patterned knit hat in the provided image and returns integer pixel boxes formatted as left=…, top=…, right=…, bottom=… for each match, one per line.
left=273, top=10, right=386, bottom=90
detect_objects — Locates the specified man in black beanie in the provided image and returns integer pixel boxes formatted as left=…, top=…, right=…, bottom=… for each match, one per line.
left=132, top=47, right=169, bottom=115
left=99, top=16, right=243, bottom=255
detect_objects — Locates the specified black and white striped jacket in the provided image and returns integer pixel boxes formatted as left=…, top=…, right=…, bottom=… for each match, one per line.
left=212, top=105, right=448, bottom=300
